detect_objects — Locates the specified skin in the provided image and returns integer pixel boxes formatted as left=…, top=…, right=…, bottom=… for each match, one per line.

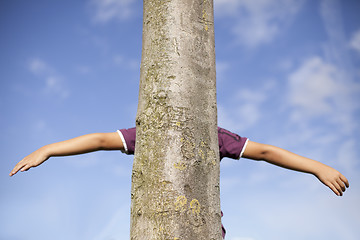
left=10, top=132, right=349, bottom=196
left=243, top=141, right=349, bottom=196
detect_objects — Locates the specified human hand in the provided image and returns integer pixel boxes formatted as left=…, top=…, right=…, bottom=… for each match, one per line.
left=315, top=165, right=349, bottom=196
left=9, top=147, right=50, bottom=176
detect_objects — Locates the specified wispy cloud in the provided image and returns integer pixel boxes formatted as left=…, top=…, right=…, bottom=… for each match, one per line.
left=89, top=0, right=136, bottom=23
left=284, top=54, right=360, bottom=184
left=28, top=58, right=48, bottom=74
left=215, top=0, right=305, bottom=48
left=76, top=65, right=92, bottom=75
left=216, top=61, right=231, bottom=82
left=93, top=204, right=130, bottom=240
left=288, top=57, right=340, bottom=117
left=350, top=29, right=360, bottom=53
left=113, top=54, right=139, bottom=70
left=280, top=0, right=360, bottom=175
left=287, top=56, right=359, bottom=134
left=336, top=139, right=360, bottom=174
left=28, top=58, right=70, bottom=99
left=218, top=80, right=276, bottom=132
left=320, top=0, right=353, bottom=71
left=287, top=2, right=359, bottom=136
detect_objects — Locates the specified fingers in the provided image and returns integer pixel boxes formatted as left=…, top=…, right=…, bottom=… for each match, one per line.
left=337, top=178, right=347, bottom=192
left=327, top=182, right=341, bottom=196
left=327, top=176, right=349, bottom=197
left=9, top=161, right=24, bottom=176
left=334, top=182, right=343, bottom=196
left=336, top=174, right=350, bottom=196
left=9, top=159, right=33, bottom=176
left=20, top=165, right=31, bottom=172
left=340, top=174, right=350, bottom=188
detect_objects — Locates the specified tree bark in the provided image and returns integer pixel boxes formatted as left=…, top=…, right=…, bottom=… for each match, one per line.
left=131, top=0, right=220, bottom=239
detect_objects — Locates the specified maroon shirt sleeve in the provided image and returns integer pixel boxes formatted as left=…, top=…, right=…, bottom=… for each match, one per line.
left=118, top=127, right=136, bottom=155
left=118, top=127, right=248, bottom=160
left=218, top=127, right=248, bottom=160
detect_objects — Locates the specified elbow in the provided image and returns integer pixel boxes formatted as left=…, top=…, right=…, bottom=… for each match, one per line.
left=243, top=141, right=274, bottom=161
left=257, top=152, right=268, bottom=161
left=96, top=133, right=108, bottom=150
left=249, top=149, right=268, bottom=161
left=97, top=132, right=122, bottom=150
left=258, top=145, right=275, bottom=161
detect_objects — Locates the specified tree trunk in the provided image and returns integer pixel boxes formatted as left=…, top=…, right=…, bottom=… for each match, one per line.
left=131, top=0, right=220, bottom=239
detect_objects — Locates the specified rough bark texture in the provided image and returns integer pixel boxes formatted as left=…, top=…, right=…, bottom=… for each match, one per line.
left=131, top=0, right=220, bottom=239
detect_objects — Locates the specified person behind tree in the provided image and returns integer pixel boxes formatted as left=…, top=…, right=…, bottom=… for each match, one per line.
left=9, top=126, right=349, bottom=238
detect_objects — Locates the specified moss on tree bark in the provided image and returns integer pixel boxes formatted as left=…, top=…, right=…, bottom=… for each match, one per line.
left=131, top=0, right=220, bottom=239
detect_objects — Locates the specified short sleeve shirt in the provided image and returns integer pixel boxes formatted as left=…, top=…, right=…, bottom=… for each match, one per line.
left=117, top=127, right=249, bottom=160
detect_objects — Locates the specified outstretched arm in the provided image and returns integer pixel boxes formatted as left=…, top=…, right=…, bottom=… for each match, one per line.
left=242, top=141, right=349, bottom=196
left=9, top=132, right=123, bottom=176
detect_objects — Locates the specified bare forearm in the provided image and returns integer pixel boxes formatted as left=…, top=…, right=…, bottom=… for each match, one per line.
left=261, top=145, right=325, bottom=175
left=10, top=132, right=123, bottom=176
left=264, top=145, right=349, bottom=195
left=243, top=141, right=349, bottom=196
left=43, top=133, right=105, bottom=157
left=43, top=132, right=123, bottom=157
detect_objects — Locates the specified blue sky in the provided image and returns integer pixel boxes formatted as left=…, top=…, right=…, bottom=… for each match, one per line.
left=1, top=0, right=360, bottom=239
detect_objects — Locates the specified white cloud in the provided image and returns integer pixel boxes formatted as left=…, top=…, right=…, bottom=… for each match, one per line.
left=216, top=61, right=230, bottom=82
left=350, top=29, right=360, bottom=53
left=89, top=0, right=136, bottom=23
left=113, top=54, right=139, bottom=70
left=93, top=204, right=130, bottom=240
left=29, top=58, right=48, bottom=74
left=277, top=58, right=294, bottom=72
left=45, top=76, right=69, bottom=99
left=319, top=0, right=354, bottom=72
left=76, top=65, right=92, bottom=75
left=28, top=58, right=70, bottom=99
left=336, top=139, right=360, bottom=174
left=34, top=119, right=47, bottom=131
left=112, top=163, right=132, bottom=177
left=218, top=80, right=275, bottom=132
left=287, top=56, right=359, bottom=134
left=113, top=54, right=124, bottom=65
left=219, top=101, right=260, bottom=133
left=215, top=0, right=305, bottom=48
left=288, top=57, right=340, bottom=116
left=214, top=0, right=242, bottom=16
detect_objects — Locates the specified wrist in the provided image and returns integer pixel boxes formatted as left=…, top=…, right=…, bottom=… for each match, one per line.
left=311, top=161, right=328, bottom=177
left=40, top=145, right=53, bottom=159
